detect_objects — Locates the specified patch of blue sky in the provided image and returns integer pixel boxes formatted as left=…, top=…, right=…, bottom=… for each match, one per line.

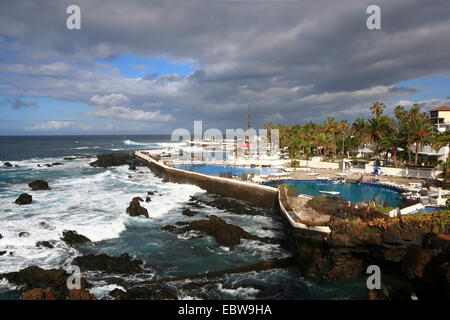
left=396, top=77, right=450, bottom=101
left=98, top=55, right=195, bottom=79
left=0, top=96, right=88, bottom=121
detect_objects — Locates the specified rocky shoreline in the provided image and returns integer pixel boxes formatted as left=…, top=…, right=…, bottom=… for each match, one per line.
left=2, top=152, right=447, bottom=300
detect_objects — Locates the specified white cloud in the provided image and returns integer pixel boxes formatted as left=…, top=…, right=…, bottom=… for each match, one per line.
left=89, top=93, right=131, bottom=107
left=25, top=121, right=73, bottom=131
left=88, top=93, right=174, bottom=122
left=89, top=105, right=173, bottom=122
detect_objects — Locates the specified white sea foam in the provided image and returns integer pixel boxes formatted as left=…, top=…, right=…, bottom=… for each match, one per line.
left=216, top=283, right=260, bottom=298
left=0, top=278, right=21, bottom=291
left=90, top=284, right=125, bottom=299
left=123, top=139, right=145, bottom=145
left=0, top=159, right=204, bottom=274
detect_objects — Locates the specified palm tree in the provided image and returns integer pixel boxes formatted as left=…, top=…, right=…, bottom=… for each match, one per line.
left=370, top=101, right=386, bottom=119
left=367, top=116, right=391, bottom=157
left=433, top=134, right=450, bottom=153
left=408, top=116, right=437, bottom=166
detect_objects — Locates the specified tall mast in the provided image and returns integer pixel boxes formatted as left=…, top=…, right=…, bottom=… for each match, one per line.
left=247, top=104, right=251, bottom=132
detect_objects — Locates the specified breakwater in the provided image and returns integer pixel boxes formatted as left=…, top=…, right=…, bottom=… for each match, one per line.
left=135, top=151, right=278, bottom=208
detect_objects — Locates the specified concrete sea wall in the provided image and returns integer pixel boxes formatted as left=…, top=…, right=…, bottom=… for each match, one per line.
left=135, top=151, right=278, bottom=208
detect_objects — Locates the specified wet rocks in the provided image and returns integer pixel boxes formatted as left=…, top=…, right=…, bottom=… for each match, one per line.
left=109, top=284, right=178, bottom=300
left=61, top=230, right=91, bottom=246
left=4, top=162, right=13, bottom=168
left=20, top=286, right=96, bottom=300
left=0, top=251, right=6, bottom=256
left=368, top=274, right=416, bottom=300
left=28, top=180, right=50, bottom=191
left=89, top=153, right=146, bottom=168
left=182, top=208, right=196, bottom=217
left=36, top=241, right=55, bottom=249
left=401, top=245, right=433, bottom=279
left=19, top=232, right=30, bottom=237
left=15, top=193, right=32, bottom=205
left=126, top=197, right=149, bottom=218
left=147, top=191, right=157, bottom=196
left=186, top=215, right=259, bottom=247
left=72, top=253, right=144, bottom=274
left=0, top=266, right=71, bottom=299
left=163, top=216, right=281, bottom=247
left=69, top=288, right=97, bottom=300
left=38, top=221, right=55, bottom=230
left=145, top=196, right=151, bottom=203
left=196, top=195, right=266, bottom=216
left=21, top=287, right=56, bottom=300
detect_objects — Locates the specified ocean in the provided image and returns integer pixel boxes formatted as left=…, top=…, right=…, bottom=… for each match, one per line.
left=0, top=135, right=368, bottom=300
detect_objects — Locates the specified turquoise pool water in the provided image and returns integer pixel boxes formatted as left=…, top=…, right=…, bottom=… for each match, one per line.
left=269, top=181, right=404, bottom=208
left=174, top=164, right=283, bottom=177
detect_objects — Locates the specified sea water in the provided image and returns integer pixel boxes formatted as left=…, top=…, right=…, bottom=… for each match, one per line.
left=0, top=135, right=368, bottom=300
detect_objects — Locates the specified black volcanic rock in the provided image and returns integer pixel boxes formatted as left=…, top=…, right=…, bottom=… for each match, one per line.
left=109, top=284, right=178, bottom=300
left=0, top=266, right=70, bottom=299
left=4, top=162, right=13, bottom=168
left=89, top=153, right=146, bottom=168
left=15, top=193, right=32, bottom=205
left=38, top=221, right=55, bottom=230
left=19, top=232, right=30, bottom=238
left=28, top=180, right=50, bottom=191
left=36, top=241, right=54, bottom=249
left=187, top=215, right=259, bottom=247
left=126, top=197, right=149, bottom=218
left=72, top=253, right=144, bottom=274
left=61, top=230, right=91, bottom=246
left=182, top=208, right=196, bottom=217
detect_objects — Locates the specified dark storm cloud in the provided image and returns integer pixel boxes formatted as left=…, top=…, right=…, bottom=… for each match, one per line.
left=0, top=0, right=449, bottom=132
left=0, top=98, right=38, bottom=109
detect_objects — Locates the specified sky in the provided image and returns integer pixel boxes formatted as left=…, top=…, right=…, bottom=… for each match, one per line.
left=0, top=0, right=449, bottom=135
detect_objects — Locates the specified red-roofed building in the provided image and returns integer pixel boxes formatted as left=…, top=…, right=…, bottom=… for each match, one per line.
left=429, top=106, right=450, bottom=133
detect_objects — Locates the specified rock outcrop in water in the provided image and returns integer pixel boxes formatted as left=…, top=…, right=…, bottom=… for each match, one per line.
left=36, top=241, right=55, bottom=249
left=15, top=193, right=32, bottom=205
left=163, top=215, right=282, bottom=248
left=89, top=152, right=146, bottom=168
left=72, top=253, right=144, bottom=274
left=0, top=266, right=96, bottom=300
left=4, top=162, right=13, bottom=168
left=0, top=266, right=77, bottom=299
left=28, top=180, right=50, bottom=191
left=109, top=284, right=178, bottom=300
left=187, top=215, right=257, bottom=247
left=126, top=197, right=149, bottom=218
left=60, top=230, right=91, bottom=246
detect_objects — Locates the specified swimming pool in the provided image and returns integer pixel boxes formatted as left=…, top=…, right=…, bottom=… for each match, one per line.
left=269, top=180, right=404, bottom=208
left=174, top=164, right=284, bottom=177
